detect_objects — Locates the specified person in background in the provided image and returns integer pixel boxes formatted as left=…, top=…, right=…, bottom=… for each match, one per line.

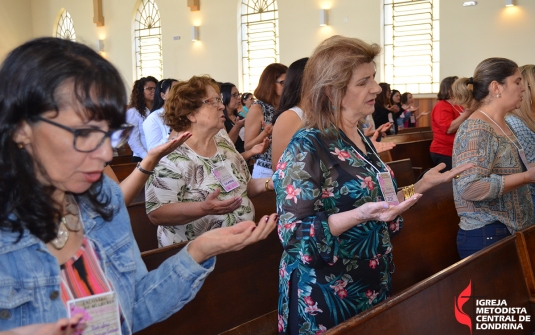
left=452, top=58, right=535, bottom=259
left=220, top=82, right=246, bottom=153
left=505, top=64, right=535, bottom=214
left=400, top=92, right=429, bottom=128
left=146, top=76, right=276, bottom=247
left=143, top=78, right=179, bottom=150
left=271, top=57, right=308, bottom=169
left=126, top=76, right=158, bottom=162
left=0, top=37, right=277, bottom=335
left=274, top=35, right=471, bottom=334
left=390, top=89, right=405, bottom=131
left=244, top=63, right=288, bottom=178
left=372, top=84, right=395, bottom=134
left=240, top=92, right=254, bottom=118
left=430, top=76, right=473, bottom=171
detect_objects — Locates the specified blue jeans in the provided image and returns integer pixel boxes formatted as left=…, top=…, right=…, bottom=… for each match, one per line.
left=457, top=222, right=511, bottom=259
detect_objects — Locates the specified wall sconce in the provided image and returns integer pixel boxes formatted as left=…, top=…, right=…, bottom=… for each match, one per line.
left=462, top=1, right=477, bottom=6
left=319, top=9, right=329, bottom=26
left=97, top=39, right=104, bottom=52
left=505, top=0, right=515, bottom=6
left=191, top=26, right=200, bottom=41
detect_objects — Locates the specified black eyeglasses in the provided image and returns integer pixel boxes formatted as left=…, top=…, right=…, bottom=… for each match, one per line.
left=231, top=92, right=241, bottom=99
left=36, top=116, right=134, bottom=152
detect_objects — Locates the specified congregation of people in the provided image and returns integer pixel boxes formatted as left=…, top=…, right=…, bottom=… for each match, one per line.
left=1, top=31, right=535, bottom=335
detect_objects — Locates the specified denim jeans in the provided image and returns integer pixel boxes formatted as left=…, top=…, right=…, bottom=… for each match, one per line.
left=457, top=221, right=511, bottom=259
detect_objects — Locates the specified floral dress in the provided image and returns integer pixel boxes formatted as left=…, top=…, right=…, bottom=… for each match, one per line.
left=273, top=128, right=403, bottom=335
left=145, top=130, right=254, bottom=246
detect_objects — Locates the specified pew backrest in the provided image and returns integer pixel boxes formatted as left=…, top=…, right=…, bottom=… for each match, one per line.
left=387, top=159, right=415, bottom=188
left=110, top=162, right=137, bottom=182
left=128, top=201, right=158, bottom=252
left=389, top=139, right=433, bottom=172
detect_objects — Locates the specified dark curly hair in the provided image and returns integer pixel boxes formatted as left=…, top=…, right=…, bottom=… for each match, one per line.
left=128, top=76, right=157, bottom=118
left=164, top=76, right=220, bottom=132
left=0, top=37, right=125, bottom=243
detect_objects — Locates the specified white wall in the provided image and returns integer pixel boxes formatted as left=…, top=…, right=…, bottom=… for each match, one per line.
left=440, top=0, right=535, bottom=80
left=0, top=0, right=33, bottom=63
left=2, top=0, right=535, bottom=93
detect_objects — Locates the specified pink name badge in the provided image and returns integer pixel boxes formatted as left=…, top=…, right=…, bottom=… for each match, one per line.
left=377, top=172, right=399, bottom=205
left=212, top=165, right=240, bottom=192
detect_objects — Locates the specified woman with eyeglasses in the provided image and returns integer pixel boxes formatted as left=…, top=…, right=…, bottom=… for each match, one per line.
left=143, top=78, right=179, bottom=150
left=146, top=76, right=276, bottom=246
left=244, top=63, right=288, bottom=178
left=240, top=93, right=254, bottom=118
left=126, top=76, right=158, bottom=162
left=0, top=38, right=277, bottom=335
left=505, top=64, right=535, bottom=215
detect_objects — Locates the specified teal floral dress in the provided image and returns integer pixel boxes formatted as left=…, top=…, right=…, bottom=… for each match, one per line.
left=273, top=128, right=403, bottom=335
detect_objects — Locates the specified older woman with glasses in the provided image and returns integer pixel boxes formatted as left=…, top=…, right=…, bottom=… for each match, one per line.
left=146, top=76, right=276, bottom=246
left=0, top=38, right=276, bottom=334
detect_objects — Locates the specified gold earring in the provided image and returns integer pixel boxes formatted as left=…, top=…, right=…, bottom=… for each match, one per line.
left=17, top=143, right=24, bottom=149
left=496, top=94, right=501, bottom=98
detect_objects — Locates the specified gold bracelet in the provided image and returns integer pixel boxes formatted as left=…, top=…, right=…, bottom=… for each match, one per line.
left=402, top=184, right=415, bottom=200
left=265, top=178, right=271, bottom=191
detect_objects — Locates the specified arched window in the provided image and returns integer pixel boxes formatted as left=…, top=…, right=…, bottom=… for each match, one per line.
left=383, top=0, right=439, bottom=94
left=134, top=0, right=162, bottom=80
left=55, top=9, right=76, bottom=41
left=240, top=0, right=279, bottom=92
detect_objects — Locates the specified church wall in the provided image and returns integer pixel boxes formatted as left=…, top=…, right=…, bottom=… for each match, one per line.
left=0, top=0, right=33, bottom=63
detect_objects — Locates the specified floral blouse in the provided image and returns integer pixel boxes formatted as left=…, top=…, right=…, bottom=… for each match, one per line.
left=273, top=128, right=402, bottom=334
left=145, top=130, right=254, bottom=246
left=453, top=118, right=533, bottom=233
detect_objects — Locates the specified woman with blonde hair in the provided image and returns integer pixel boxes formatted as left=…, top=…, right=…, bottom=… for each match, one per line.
left=452, top=58, right=535, bottom=259
left=506, top=64, right=535, bottom=213
left=273, top=35, right=470, bottom=334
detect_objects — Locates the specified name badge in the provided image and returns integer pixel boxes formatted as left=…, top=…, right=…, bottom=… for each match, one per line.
left=377, top=172, right=399, bottom=205
left=518, top=148, right=530, bottom=169
left=388, top=113, right=394, bottom=123
left=67, top=292, right=121, bottom=335
left=212, top=165, right=240, bottom=192
left=410, top=114, right=416, bottom=123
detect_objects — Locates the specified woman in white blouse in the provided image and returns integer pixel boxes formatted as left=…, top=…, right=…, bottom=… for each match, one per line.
left=126, top=76, right=157, bottom=161
left=143, top=78, right=178, bottom=150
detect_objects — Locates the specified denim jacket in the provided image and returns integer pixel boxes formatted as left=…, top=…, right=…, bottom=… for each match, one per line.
left=0, top=177, right=215, bottom=334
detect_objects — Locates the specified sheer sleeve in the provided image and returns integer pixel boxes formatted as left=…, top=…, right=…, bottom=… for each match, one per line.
left=273, top=133, right=339, bottom=268
left=453, top=124, right=505, bottom=201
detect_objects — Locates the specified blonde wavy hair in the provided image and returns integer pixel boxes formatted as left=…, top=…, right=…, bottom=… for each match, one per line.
left=301, top=35, right=381, bottom=135
left=508, top=65, right=535, bottom=133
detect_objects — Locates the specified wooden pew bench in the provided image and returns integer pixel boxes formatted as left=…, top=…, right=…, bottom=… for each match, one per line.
left=386, top=159, right=416, bottom=187
left=389, top=139, right=433, bottom=174
left=326, top=235, right=535, bottom=334
left=516, top=225, right=535, bottom=303
left=111, top=162, right=137, bottom=182
left=397, top=126, right=431, bottom=134
left=128, top=199, right=158, bottom=252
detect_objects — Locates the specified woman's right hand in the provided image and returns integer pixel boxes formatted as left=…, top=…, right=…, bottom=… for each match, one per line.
left=200, top=189, right=242, bottom=215
left=188, top=213, right=278, bottom=263
left=2, top=314, right=85, bottom=335
left=356, top=195, right=422, bottom=223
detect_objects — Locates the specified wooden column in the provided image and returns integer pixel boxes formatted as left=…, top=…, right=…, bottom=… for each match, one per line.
left=187, top=0, right=200, bottom=11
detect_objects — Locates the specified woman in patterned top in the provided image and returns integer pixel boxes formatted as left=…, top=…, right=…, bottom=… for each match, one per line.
left=244, top=63, right=288, bottom=178
left=145, top=76, right=275, bottom=246
left=506, top=64, right=535, bottom=215
left=452, top=58, right=535, bottom=259
left=273, top=35, right=471, bottom=335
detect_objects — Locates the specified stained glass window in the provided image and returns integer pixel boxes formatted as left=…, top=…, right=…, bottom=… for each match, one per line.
left=56, top=9, right=76, bottom=41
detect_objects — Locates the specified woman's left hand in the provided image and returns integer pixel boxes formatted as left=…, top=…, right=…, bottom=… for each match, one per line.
left=417, top=162, right=474, bottom=193
left=188, top=213, right=278, bottom=263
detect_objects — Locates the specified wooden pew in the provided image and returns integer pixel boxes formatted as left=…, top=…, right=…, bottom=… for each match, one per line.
left=421, top=130, right=433, bottom=140
left=516, top=225, right=535, bottom=303
left=137, top=191, right=279, bottom=335
left=110, top=162, right=137, bottom=182
left=387, top=159, right=415, bottom=188
left=383, top=132, right=423, bottom=144
left=326, top=235, right=534, bottom=334
left=128, top=200, right=158, bottom=252
left=389, top=139, right=433, bottom=173
left=397, top=126, right=431, bottom=134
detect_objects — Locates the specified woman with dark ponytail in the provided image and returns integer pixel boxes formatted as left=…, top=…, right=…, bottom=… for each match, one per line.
left=452, top=57, right=535, bottom=259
